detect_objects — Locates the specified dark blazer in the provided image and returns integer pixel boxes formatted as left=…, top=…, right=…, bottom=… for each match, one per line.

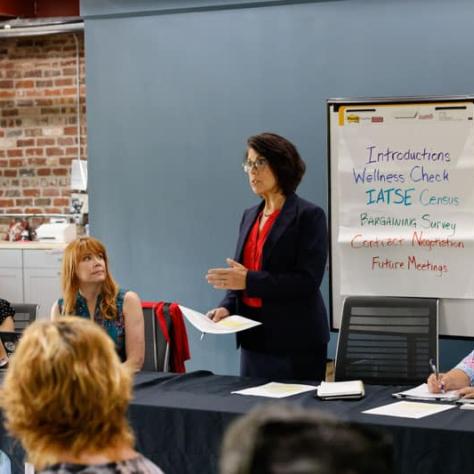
left=220, top=193, right=330, bottom=354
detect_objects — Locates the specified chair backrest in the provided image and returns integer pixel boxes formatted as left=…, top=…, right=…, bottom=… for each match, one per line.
left=10, top=303, right=38, bottom=333
left=335, top=296, right=439, bottom=385
left=142, top=303, right=171, bottom=372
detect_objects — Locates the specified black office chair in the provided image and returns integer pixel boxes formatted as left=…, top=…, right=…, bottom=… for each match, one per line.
left=335, top=296, right=438, bottom=385
left=10, top=303, right=38, bottom=333
left=142, top=302, right=171, bottom=372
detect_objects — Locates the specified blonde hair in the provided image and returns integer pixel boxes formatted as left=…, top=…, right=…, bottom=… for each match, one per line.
left=61, top=237, right=119, bottom=319
left=0, top=317, right=134, bottom=469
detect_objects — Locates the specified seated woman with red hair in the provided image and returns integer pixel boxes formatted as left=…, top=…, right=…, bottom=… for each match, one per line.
left=50, top=237, right=144, bottom=371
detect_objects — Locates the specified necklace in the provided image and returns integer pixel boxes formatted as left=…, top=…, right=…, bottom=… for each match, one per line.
left=263, top=195, right=285, bottom=218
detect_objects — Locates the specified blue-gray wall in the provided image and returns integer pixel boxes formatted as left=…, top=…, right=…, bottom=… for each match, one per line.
left=82, top=0, right=473, bottom=374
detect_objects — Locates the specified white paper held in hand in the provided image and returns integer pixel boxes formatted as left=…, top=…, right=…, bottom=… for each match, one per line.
left=179, top=305, right=262, bottom=335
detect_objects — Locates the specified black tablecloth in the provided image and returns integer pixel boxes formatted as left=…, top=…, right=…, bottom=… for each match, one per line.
left=129, top=371, right=474, bottom=474
left=2, top=371, right=474, bottom=474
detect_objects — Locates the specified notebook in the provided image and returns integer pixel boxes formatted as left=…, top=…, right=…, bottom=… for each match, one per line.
left=0, top=331, right=22, bottom=369
left=316, top=380, right=365, bottom=400
left=392, top=383, right=459, bottom=402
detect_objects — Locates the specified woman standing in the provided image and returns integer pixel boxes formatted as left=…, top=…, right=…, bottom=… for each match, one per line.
left=206, top=133, right=329, bottom=381
left=50, top=237, right=144, bottom=371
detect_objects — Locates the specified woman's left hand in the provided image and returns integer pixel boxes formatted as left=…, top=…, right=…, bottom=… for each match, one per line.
left=206, top=258, right=248, bottom=290
left=458, top=386, right=474, bottom=399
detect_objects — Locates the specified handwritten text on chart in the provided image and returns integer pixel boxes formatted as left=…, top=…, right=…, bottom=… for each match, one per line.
left=364, top=188, right=459, bottom=206
left=350, top=232, right=464, bottom=251
left=371, top=255, right=448, bottom=276
left=349, top=146, right=460, bottom=207
left=366, top=145, right=450, bottom=164
left=359, top=213, right=457, bottom=234
left=353, top=165, right=449, bottom=184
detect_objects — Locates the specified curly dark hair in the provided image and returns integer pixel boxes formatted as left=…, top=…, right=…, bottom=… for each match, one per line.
left=246, top=132, right=306, bottom=195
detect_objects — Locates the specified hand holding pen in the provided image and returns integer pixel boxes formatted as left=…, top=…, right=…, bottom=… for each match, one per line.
left=427, top=358, right=446, bottom=393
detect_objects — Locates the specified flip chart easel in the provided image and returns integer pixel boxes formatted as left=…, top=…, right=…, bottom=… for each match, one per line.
left=328, top=96, right=474, bottom=337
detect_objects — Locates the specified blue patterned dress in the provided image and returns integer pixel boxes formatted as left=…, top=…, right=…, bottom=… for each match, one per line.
left=58, top=289, right=127, bottom=361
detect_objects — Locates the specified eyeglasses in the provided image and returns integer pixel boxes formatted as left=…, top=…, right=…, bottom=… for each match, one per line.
left=242, top=157, right=268, bottom=173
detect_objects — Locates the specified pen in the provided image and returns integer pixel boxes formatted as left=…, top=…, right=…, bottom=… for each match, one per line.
left=429, top=358, right=445, bottom=393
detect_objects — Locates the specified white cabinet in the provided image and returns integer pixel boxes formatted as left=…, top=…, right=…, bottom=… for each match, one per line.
left=23, top=249, right=63, bottom=320
left=0, top=250, right=23, bottom=303
left=23, top=268, right=61, bottom=320
left=0, top=247, right=63, bottom=320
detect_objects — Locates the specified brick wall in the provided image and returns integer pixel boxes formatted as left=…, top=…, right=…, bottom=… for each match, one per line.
left=0, top=32, right=87, bottom=238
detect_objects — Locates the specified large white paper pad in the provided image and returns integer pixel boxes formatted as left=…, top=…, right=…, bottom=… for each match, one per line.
left=179, top=306, right=261, bottom=334
left=232, top=382, right=318, bottom=398
left=333, top=102, right=474, bottom=298
left=363, top=401, right=455, bottom=419
left=393, top=383, right=459, bottom=401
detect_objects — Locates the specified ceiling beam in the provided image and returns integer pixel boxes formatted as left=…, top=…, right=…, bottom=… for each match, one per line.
left=0, top=0, right=35, bottom=18
left=0, top=0, right=79, bottom=18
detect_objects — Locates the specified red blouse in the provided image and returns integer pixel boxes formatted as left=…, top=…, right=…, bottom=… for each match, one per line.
left=242, top=209, right=280, bottom=307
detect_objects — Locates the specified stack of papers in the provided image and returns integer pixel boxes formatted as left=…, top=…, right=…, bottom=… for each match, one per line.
left=179, top=306, right=262, bottom=334
left=392, top=383, right=460, bottom=402
left=316, top=380, right=365, bottom=400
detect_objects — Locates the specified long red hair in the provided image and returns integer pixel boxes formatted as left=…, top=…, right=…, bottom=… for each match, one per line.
left=61, top=237, right=119, bottom=320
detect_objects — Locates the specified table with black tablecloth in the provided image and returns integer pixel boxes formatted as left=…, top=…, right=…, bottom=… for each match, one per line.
left=1, top=371, right=474, bottom=474
left=128, top=371, right=474, bottom=474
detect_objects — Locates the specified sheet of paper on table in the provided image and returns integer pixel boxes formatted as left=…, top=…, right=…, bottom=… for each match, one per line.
left=363, top=400, right=456, bottom=419
left=231, top=382, right=319, bottom=399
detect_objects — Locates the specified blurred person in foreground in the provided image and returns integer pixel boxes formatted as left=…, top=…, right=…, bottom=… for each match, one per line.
left=0, top=317, right=164, bottom=474
left=51, top=236, right=144, bottom=371
left=220, top=404, right=393, bottom=474
left=206, top=133, right=329, bottom=381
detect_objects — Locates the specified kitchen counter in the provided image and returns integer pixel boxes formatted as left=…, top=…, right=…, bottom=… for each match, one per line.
left=0, top=241, right=66, bottom=250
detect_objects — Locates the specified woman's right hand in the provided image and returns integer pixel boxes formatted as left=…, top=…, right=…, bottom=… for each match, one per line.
left=206, top=307, right=230, bottom=322
left=427, top=373, right=446, bottom=393
left=427, top=368, right=470, bottom=393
